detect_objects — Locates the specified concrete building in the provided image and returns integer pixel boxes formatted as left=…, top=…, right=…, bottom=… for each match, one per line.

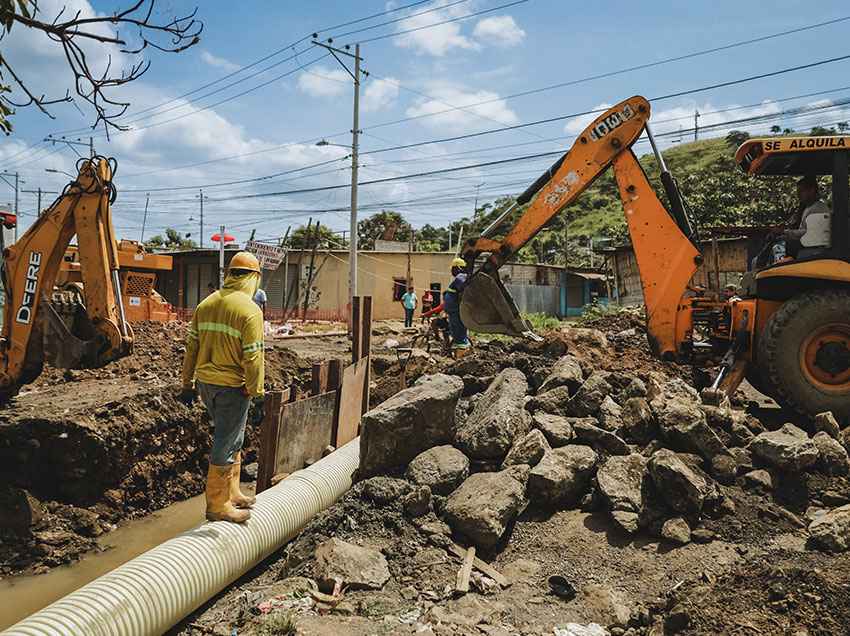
left=157, top=247, right=608, bottom=321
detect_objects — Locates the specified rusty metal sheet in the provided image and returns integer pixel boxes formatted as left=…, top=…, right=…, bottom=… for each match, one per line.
left=274, top=391, right=336, bottom=475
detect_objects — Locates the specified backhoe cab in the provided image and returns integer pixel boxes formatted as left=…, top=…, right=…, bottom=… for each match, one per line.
left=0, top=157, right=133, bottom=402
left=458, top=96, right=850, bottom=422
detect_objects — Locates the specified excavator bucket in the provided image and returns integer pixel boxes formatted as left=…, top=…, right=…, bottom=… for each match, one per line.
left=460, top=271, right=542, bottom=340
left=41, top=295, right=103, bottom=369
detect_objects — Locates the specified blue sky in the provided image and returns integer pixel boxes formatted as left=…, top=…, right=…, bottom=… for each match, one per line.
left=2, top=0, right=850, bottom=244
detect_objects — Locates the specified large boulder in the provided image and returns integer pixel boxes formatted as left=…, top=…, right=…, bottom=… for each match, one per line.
left=455, top=368, right=531, bottom=460
left=538, top=354, right=583, bottom=395
left=813, top=432, right=850, bottom=476
left=648, top=449, right=718, bottom=515
left=532, top=412, right=574, bottom=447
left=749, top=423, right=819, bottom=472
left=813, top=411, right=841, bottom=440
left=314, top=538, right=390, bottom=591
left=406, top=445, right=470, bottom=495
left=528, top=385, right=572, bottom=416
left=358, top=374, right=463, bottom=477
left=657, top=398, right=729, bottom=460
left=597, top=395, right=623, bottom=432
left=444, top=466, right=528, bottom=549
left=597, top=454, right=648, bottom=517
left=502, top=429, right=550, bottom=468
left=571, top=418, right=630, bottom=456
left=648, top=376, right=700, bottom=408
left=620, top=397, right=656, bottom=444
left=527, top=445, right=598, bottom=507
left=809, top=504, right=850, bottom=552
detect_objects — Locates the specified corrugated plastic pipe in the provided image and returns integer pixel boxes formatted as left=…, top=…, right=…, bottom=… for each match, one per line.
left=2, top=438, right=361, bottom=636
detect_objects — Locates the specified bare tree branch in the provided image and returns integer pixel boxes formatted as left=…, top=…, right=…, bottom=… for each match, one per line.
left=0, top=0, right=202, bottom=135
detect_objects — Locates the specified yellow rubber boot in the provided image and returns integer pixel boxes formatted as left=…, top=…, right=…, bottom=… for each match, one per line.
left=205, top=464, right=251, bottom=523
left=230, top=452, right=256, bottom=509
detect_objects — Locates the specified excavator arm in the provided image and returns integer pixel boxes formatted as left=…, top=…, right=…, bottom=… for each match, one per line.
left=460, top=95, right=702, bottom=359
left=0, top=157, right=132, bottom=402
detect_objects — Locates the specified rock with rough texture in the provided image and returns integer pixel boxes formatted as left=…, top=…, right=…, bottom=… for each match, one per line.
left=359, top=374, right=463, bottom=477
left=564, top=373, right=613, bottom=417
left=401, top=485, right=432, bottom=517
left=597, top=454, right=648, bottom=515
left=528, top=385, right=572, bottom=416
left=842, top=427, right=850, bottom=454
left=657, top=398, right=729, bottom=460
left=571, top=418, right=630, bottom=456
left=648, top=376, right=700, bottom=409
left=710, top=454, right=738, bottom=485
left=749, top=423, right=819, bottom=472
left=661, top=517, right=691, bottom=545
left=362, top=477, right=412, bottom=505
left=597, top=395, right=623, bottom=432
left=455, top=368, right=531, bottom=460
left=809, top=504, right=850, bottom=552
left=538, top=354, right=583, bottom=395
left=0, top=486, right=44, bottom=533
left=533, top=412, right=574, bottom=447
left=405, top=445, right=470, bottom=495
left=528, top=445, right=598, bottom=506
left=611, top=510, right=640, bottom=534
left=620, top=397, right=656, bottom=444
left=742, top=469, right=773, bottom=491
left=813, top=432, right=850, bottom=476
left=648, top=449, right=718, bottom=515
left=314, top=538, right=390, bottom=591
left=444, top=466, right=528, bottom=549
left=814, top=411, right=841, bottom=440
left=624, top=378, right=648, bottom=399
left=729, top=447, right=754, bottom=474
left=502, top=429, right=550, bottom=468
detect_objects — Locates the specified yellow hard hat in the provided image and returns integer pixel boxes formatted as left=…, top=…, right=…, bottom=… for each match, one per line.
left=228, top=251, right=261, bottom=274
left=451, top=257, right=466, bottom=269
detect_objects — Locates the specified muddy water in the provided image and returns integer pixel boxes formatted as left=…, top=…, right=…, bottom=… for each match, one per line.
left=0, top=494, right=206, bottom=631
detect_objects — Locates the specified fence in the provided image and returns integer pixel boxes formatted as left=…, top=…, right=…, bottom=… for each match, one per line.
left=505, top=283, right=561, bottom=316
left=174, top=306, right=349, bottom=323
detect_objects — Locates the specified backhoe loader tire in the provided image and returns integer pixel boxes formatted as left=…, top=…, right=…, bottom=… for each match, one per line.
left=758, top=289, right=850, bottom=424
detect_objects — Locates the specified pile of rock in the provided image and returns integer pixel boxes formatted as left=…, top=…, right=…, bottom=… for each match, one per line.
left=356, top=344, right=850, bottom=553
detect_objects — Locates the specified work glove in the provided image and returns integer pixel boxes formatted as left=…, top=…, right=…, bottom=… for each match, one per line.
left=177, top=387, right=197, bottom=406
left=249, top=395, right=265, bottom=425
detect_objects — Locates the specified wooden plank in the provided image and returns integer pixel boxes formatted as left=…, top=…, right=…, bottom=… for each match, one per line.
left=361, top=296, right=372, bottom=413
left=447, top=542, right=510, bottom=588
left=328, top=359, right=343, bottom=444
left=311, top=362, right=329, bottom=396
left=455, top=546, right=475, bottom=594
left=351, top=296, right=362, bottom=364
left=256, top=390, right=285, bottom=494
left=273, top=391, right=337, bottom=475
left=336, top=357, right=369, bottom=447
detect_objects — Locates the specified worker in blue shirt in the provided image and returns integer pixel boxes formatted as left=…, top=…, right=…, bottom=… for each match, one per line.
left=423, top=257, right=470, bottom=351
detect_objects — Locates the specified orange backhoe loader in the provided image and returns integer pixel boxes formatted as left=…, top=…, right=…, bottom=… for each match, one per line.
left=460, top=95, right=850, bottom=422
left=0, top=157, right=133, bottom=402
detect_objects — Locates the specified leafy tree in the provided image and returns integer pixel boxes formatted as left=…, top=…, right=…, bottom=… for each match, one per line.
left=838, top=122, right=849, bottom=133
left=725, top=130, right=750, bottom=148
left=357, top=210, right=412, bottom=250
left=288, top=223, right=342, bottom=249
left=0, top=1, right=202, bottom=134
left=145, top=228, right=196, bottom=249
left=811, top=125, right=837, bottom=136
left=770, top=125, right=782, bottom=134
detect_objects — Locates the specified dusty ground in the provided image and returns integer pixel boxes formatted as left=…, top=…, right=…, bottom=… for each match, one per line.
left=169, top=311, right=850, bottom=636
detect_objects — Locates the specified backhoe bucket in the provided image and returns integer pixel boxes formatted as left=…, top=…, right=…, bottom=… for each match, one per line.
left=460, top=271, right=541, bottom=340
left=41, top=297, right=103, bottom=369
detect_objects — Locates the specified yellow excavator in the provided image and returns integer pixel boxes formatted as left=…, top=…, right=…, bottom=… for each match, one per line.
left=0, top=156, right=133, bottom=402
left=459, top=95, right=850, bottom=422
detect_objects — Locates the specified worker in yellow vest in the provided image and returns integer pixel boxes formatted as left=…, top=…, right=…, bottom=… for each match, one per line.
left=178, top=251, right=266, bottom=523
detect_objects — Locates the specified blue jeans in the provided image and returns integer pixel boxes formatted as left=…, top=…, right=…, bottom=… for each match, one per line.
left=447, top=311, right=469, bottom=346
left=197, top=381, right=249, bottom=465
left=404, top=307, right=414, bottom=328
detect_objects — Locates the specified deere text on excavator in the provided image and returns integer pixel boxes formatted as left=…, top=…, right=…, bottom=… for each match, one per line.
left=0, top=156, right=133, bottom=402
left=459, top=95, right=850, bottom=422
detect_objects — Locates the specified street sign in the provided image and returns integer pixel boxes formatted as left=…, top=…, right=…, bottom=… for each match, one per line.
left=245, top=240, right=286, bottom=270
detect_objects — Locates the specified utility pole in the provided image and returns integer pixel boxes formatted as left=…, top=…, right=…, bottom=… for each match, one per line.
left=140, top=194, right=150, bottom=243
left=44, top=135, right=94, bottom=158
left=312, top=37, right=363, bottom=326
left=694, top=110, right=700, bottom=142
left=196, top=189, right=207, bottom=248
left=22, top=187, right=59, bottom=217
left=473, top=182, right=484, bottom=219
left=0, top=171, right=21, bottom=241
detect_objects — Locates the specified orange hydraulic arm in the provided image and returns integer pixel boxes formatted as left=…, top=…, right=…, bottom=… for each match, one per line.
left=0, top=157, right=132, bottom=401
left=460, top=95, right=702, bottom=359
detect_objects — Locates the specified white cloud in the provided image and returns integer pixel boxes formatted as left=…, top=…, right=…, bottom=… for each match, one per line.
left=362, top=77, right=400, bottom=113
left=200, top=50, right=240, bottom=73
left=393, top=1, right=479, bottom=56
left=473, top=15, right=526, bottom=47
left=297, top=66, right=350, bottom=98
left=405, top=83, right=518, bottom=132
